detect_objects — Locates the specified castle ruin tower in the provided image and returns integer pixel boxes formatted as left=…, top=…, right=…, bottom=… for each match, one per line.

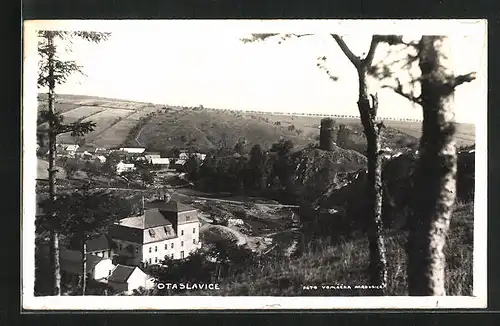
left=319, top=118, right=335, bottom=151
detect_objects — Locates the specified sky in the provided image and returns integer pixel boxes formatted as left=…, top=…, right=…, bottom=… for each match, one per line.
left=33, top=20, right=487, bottom=123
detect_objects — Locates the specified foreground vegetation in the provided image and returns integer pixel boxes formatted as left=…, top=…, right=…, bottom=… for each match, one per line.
left=131, top=201, right=472, bottom=296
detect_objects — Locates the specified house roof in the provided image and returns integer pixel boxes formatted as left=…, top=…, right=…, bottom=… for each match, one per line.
left=76, top=145, right=96, bottom=153
left=117, top=208, right=173, bottom=229
left=86, top=234, right=114, bottom=252
left=144, top=224, right=177, bottom=243
left=108, top=265, right=136, bottom=283
left=108, top=224, right=143, bottom=243
left=59, top=247, right=107, bottom=274
left=151, top=157, right=170, bottom=164
left=147, top=200, right=195, bottom=213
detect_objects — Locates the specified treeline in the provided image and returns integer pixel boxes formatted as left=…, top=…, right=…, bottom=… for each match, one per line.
left=184, top=139, right=302, bottom=203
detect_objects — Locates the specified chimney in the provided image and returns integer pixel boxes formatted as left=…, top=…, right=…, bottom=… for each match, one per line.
left=319, top=118, right=335, bottom=151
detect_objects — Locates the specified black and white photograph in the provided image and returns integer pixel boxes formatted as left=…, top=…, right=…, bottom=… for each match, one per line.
left=22, top=20, right=487, bottom=309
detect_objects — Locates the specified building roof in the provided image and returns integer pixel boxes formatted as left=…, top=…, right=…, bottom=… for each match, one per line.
left=59, top=247, right=107, bottom=274
left=119, top=147, right=146, bottom=153
left=117, top=208, right=176, bottom=229
left=108, top=224, right=143, bottom=244
left=108, top=265, right=136, bottom=283
left=151, top=157, right=170, bottom=165
left=147, top=200, right=196, bottom=213
left=76, top=145, right=96, bottom=153
left=86, top=234, right=114, bottom=252
left=144, top=224, right=177, bottom=243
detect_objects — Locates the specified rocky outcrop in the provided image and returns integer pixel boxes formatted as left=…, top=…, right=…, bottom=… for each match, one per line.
left=304, top=146, right=475, bottom=236
left=288, top=146, right=367, bottom=203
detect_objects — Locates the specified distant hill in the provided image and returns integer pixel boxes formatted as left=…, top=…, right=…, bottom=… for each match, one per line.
left=37, top=94, right=475, bottom=150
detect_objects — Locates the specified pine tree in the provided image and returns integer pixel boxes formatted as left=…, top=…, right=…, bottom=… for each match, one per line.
left=37, top=30, right=111, bottom=295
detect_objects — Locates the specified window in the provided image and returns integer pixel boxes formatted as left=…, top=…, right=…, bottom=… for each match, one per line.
left=171, top=243, right=174, bottom=249
left=165, top=243, right=168, bottom=250
left=186, top=216, right=190, bottom=221
left=155, top=246, right=157, bottom=252
left=154, top=257, right=158, bottom=263
left=118, top=243, right=122, bottom=250
left=148, top=258, right=152, bottom=264
left=193, top=228, right=196, bottom=234
left=181, top=230, right=184, bottom=236
left=135, top=248, right=139, bottom=254
left=149, top=247, right=152, bottom=253
left=180, top=251, right=184, bottom=259
left=181, top=241, right=184, bottom=247
left=171, top=254, right=174, bottom=259
left=193, top=239, right=196, bottom=245
left=149, top=229, right=156, bottom=237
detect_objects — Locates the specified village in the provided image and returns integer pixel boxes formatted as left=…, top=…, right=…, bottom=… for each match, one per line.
left=36, top=144, right=211, bottom=294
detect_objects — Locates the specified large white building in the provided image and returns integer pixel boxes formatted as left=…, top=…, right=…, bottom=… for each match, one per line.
left=109, top=200, right=202, bottom=266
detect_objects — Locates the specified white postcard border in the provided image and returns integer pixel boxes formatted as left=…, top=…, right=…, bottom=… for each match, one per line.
left=22, top=19, right=488, bottom=310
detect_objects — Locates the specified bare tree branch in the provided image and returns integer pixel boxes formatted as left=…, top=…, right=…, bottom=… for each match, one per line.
left=381, top=81, right=422, bottom=105
left=451, top=72, right=477, bottom=88
left=364, top=35, right=380, bottom=66
left=331, top=34, right=361, bottom=68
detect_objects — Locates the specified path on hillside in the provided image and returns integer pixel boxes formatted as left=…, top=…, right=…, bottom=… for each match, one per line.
left=172, top=191, right=299, bottom=208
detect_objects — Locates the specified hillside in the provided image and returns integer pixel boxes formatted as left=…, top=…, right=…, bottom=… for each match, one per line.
left=37, top=94, right=476, bottom=151
left=127, top=108, right=319, bottom=152
left=37, top=94, right=165, bottom=148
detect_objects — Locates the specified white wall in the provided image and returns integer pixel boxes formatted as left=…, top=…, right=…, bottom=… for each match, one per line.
left=142, top=222, right=201, bottom=264
left=126, top=268, right=149, bottom=294
left=93, top=259, right=115, bottom=280
left=177, top=221, right=202, bottom=256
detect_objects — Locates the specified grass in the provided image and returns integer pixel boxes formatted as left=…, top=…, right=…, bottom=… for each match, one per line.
left=130, top=109, right=318, bottom=152
left=38, top=93, right=458, bottom=152
left=169, top=201, right=474, bottom=296
left=38, top=94, right=164, bottom=147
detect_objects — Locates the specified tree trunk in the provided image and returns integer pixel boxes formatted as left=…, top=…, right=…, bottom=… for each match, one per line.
left=357, top=67, right=387, bottom=294
left=46, top=31, right=61, bottom=296
left=407, top=36, right=458, bottom=296
left=82, top=239, right=87, bottom=295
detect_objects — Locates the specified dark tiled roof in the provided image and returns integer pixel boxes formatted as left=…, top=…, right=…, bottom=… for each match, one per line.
left=109, top=224, right=144, bottom=243
left=149, top=200, right=195, bottom=213
left=59, top=248, right=106, bottom=274
left=144, top=224, right=177, bottom=244
left=108, top=264, right=136, bottom=283
left=144, top=209, right=174, bottom=229
left=87, top=235, right=114, bottom=252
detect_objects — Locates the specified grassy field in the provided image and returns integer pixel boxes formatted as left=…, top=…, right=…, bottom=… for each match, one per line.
left=38, top=94, right=166, bottom=147
left=38, top=94, right=476, bottom=149
left=163, top=201, right=473, bottom=296
left=260, top=113, right=475, bottom=147
left=131, top=108, right=319, bottom=151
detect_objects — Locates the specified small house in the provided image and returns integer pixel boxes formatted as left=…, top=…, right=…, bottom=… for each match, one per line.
left=116, top=161, right=136, bottom=174
left=144, top=153, right=161, bottom=163
left=193, top=153, right=206, bottom=161
left=107, top=265, right=154, bottom=294
left=119, top=147, right=146, bottom=154
left=59, top=247, right=116, bottom=284
left=86, top=234, right=115, bottom=259
left=95, top=155, right=107, bottom=164
left=150, top=157, right=170, bottom=167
